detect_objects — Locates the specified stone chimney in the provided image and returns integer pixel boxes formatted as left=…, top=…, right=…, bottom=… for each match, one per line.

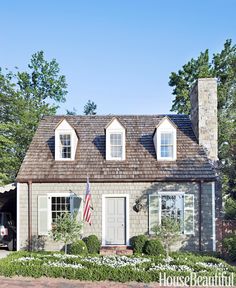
left=190, top=78, right=218, bottom=161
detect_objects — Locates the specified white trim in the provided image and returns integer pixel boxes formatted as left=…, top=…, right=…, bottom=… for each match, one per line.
left=102, top=194, right=129, bottom=246
left=47, top=192, right=83, bottom=232
left=106, top=131, right=126, bottom=161
left=55, top=119, right=78, bottom=161
left=154, top=118, right=177, bottom=161
left=212, top=181, right=216, bottom=251
left=16, top=182, right=20, bottom=251
left=158, top=191, right=184, bottom=196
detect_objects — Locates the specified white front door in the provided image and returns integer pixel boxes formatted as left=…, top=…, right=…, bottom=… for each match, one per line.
left=105, top=197, right=126, bottom=245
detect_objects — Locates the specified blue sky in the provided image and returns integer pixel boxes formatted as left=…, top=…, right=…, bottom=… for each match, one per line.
left=1, top=0, right=235, bottom=115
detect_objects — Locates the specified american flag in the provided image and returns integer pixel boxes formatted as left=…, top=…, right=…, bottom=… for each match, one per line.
left=83, top=176, right=92, bottom=225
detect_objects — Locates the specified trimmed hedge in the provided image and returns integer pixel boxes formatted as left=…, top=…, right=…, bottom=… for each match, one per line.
left=0, top=251, right=235, bottom=283
left=83, top=235, right=100, bottom=254
left=130, top=235, right=148, bottom=254
left=69, top=240, right=88, bottom=255
left=143, top=239, right=165, bottom=256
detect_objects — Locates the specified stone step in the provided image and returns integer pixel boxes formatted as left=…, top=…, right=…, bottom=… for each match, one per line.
left=100, top=246, right=133, bottom=256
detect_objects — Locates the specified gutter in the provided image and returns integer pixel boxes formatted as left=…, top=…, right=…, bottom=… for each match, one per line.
left=28, top=181, right=32, bottom=251
left=17, top=177, right=217, bottom=184
left=199, top=181, right=203, bottom=251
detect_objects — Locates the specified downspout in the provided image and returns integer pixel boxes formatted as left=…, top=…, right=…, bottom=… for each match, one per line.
left=28, top=181, right=32, bottom=251
left=199, top=181, right=203, bottom=251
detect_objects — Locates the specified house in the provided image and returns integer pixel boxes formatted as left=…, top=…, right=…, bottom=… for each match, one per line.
left=16, top=78, right=220, bottom=252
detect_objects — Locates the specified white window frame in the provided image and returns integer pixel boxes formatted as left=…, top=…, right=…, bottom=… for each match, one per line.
left=59, top=133, right=72, bottom=160
left=149, top=192, right=194, bottom=236
left=48, top=193, right=83, bottom=231
left=55, top=119, right=78, bottom=161
left=157, top=130, right=176, bottom=161
left=38, top=193, right=83, bottom=235
left=106, top=131, right=126, bottom=161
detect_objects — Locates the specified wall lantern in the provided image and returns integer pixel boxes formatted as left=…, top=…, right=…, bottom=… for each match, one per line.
left=133, top=199, right=143, bottom=213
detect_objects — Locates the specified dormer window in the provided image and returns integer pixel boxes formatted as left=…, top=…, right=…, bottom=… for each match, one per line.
left=60, top=134, right=71, bottom=159
left=110, top=133, right=123, bottom=159
left=160, top=132, right=174, bottom=158
left=153, top=117, right=177, bottom=161
left=105, top=118, right=126, bottom=161
left=55, top=119, right=78, bottom=161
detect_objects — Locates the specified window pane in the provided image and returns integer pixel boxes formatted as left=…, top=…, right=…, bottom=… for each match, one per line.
left=161, top=146, right=173, bottom=158
left=160, top=132, right=174, bottom=158
left=60, top=134, right=71, bottom=159
left=161, top=133, right=173, bottom=145
left=110, top=133, right=123, bottom=158
left=111, top=146, right=122, bottom=158
left=110, top=133, right=122, bottom=145
left=51, top=197, right=71, bottom=223
left=161, top=195, right=183, bottom=229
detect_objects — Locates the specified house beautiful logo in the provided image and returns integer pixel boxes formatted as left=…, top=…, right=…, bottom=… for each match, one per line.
left=159, top=272, right=234, bottom=287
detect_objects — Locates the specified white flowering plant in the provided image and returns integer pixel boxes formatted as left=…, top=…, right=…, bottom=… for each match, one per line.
left=0, top=251, right=235, bottom=282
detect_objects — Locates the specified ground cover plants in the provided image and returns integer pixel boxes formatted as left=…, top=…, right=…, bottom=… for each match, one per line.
left=0, top=251, right=235, bottom=284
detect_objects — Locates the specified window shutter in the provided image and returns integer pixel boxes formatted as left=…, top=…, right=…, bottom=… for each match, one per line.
left=38, top=196, right=48, bottom=235
left=149, top=194, right=159, bottom=235
left=184, top=194, right=194, bottom=235
left=71, top=196, right=82, bottom=220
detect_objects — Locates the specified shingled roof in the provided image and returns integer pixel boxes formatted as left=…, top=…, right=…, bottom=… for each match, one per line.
left=17, top=115, right=217, bottom=182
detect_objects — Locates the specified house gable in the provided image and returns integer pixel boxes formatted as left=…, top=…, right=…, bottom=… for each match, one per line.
left=55, top=119, right=78, bottom=161
left=105, top=117, right=126, bottom=161
left=153, top=116, right=177, bottom=161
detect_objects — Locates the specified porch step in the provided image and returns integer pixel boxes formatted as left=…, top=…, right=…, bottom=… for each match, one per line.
left=100, top=246, right=133, bottom=256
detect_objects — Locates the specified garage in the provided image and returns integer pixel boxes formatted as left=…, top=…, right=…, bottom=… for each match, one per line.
left=0, top=183, right=17, bottom=250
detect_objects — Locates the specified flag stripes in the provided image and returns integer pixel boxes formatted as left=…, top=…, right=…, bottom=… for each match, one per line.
left=83, top=177, right=92, bottom=225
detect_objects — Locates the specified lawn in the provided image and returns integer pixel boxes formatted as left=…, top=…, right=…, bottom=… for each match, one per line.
left=0, top=251, right=235, bottom=284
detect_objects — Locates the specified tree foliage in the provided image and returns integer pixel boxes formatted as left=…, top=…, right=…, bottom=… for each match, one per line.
left=84, top=100, right=97, bottom=115
left=50, top=212, right=82, bottom=254
left=0, top=51, right=67, bottom=185
left=152, top=218, right=181, bottom=259
left=169, top=39, right=236, bottom=198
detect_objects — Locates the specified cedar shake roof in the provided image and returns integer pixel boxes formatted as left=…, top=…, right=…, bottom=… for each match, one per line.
left=16, top=115, right=217, bottom=182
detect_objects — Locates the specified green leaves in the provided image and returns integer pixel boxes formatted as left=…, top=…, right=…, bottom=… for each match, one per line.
left=84, top=100, right=97, bottom=115
left=0, top=51, right=67, bottom=185
left=50, top=212, right=82, bottom=254
left=169, top=39, right=236, bottom=200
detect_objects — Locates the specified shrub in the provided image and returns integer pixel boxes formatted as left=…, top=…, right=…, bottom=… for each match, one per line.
left=143, top=239, right=165, bottom=256
left=83, top=235, right=100, bottom=254
left=224, top=198, right=236, bottom=220
left=222, top=234, right=236, bottom=261
left=69, top=240, right=88, bottom=255
left=130, top=235, right=148, bottom=254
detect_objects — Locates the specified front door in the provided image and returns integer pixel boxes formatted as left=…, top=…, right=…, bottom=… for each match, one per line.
left=105, top=197, right=126, bottom=245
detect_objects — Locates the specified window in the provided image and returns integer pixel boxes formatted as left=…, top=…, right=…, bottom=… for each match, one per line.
left=149, top=193, right=194, bottom=235
left=161, top=195, right=184, bottom=231
left=60, top=134, right=71, bottom=159
left=160, top=132, right=174, bottom=158
left=51, top=196, right=71, bottom=223
left=55, top=119, right=78, bottom=161
left=38, top=194, right=82, bottom=235
left=105, top=117, right=126, bottom=161
left=110, top=133, right=122, bottom=158
left=153, top=117, right=177, bottom=161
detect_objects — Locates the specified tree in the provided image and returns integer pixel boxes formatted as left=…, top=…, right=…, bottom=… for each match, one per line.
left=169, top=39, right=236, bottom=198
left=50, top=212, right=82, bottom=254
left=152, top=218, right=181, bottom=260
left=84, top=100, right=97, bottom=115
left=0, top=51, right=67, bottom=185
left=66, top=108, right=77, bottom=115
